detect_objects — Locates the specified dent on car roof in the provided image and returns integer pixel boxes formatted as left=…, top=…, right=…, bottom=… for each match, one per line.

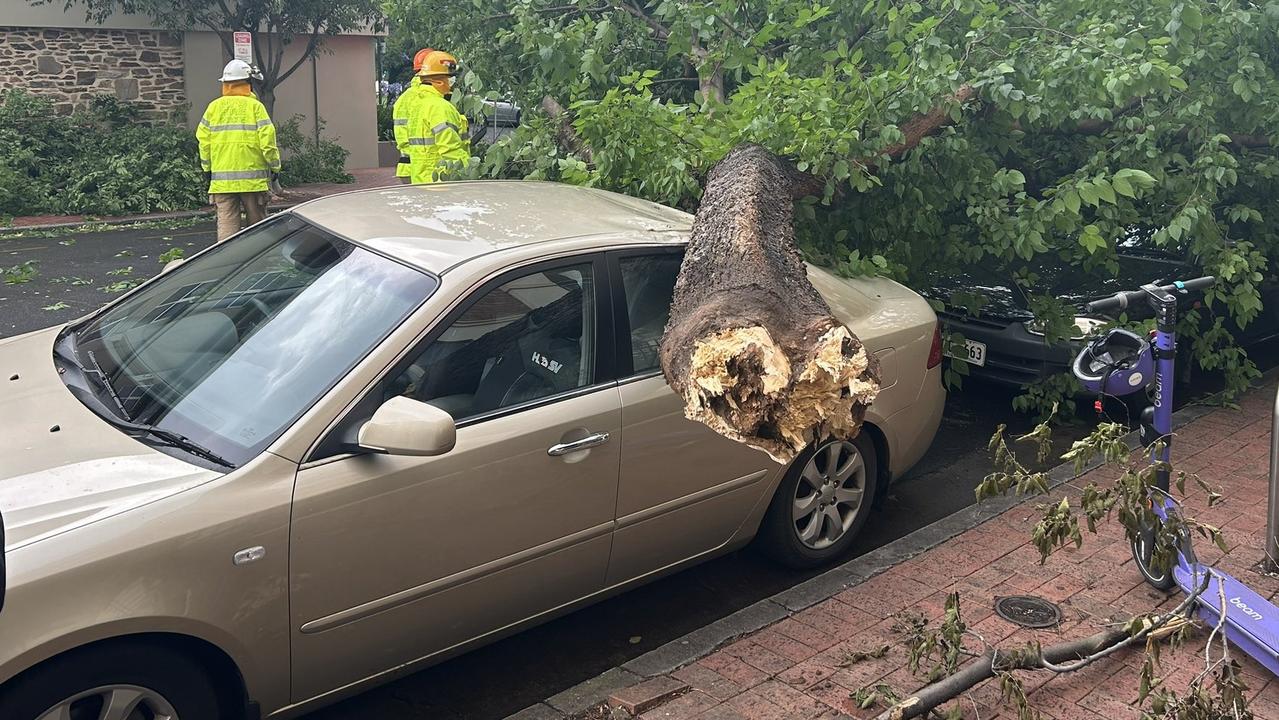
left=291, top=182, right=692, bottom=272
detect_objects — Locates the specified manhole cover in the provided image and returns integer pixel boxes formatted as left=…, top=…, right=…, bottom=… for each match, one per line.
left=994, top=595, right=1062, bottom=628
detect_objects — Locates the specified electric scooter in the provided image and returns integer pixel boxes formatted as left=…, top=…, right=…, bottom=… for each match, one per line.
left=1074, top=276, right=1279, bottom=676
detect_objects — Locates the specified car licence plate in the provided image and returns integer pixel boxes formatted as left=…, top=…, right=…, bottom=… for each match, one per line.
left=945, top=339, right=986, bottom=367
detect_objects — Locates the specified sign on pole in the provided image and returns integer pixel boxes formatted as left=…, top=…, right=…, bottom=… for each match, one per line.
left=233, top=32, right=253, bottom=63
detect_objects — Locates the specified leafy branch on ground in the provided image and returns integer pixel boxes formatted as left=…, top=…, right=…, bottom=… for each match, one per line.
left=3, top=261, right=38, bottom=285
left=158, top=248, right=186, bottom=264
left=864, top=418, right=1250, bottom=719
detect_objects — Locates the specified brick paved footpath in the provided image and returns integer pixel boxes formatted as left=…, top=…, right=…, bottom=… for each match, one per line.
left=585, top=384, right=1279, bottom=720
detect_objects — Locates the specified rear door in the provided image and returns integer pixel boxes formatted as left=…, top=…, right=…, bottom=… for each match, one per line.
left=605, top=248, right=776, bottom=586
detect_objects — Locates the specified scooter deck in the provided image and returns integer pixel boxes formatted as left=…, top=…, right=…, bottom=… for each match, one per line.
left=1175, top=564, right=1279, bottom=675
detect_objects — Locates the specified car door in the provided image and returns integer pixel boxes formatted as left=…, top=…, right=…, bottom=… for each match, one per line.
left=605, top=248, right=776, bottom=586
left=288, top=256, right=621, bottom=701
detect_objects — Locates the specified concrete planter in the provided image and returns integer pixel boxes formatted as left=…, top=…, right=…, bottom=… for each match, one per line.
left=377, top=140, right=401, bottom=168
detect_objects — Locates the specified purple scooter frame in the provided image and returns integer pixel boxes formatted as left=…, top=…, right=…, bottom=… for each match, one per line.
left=1084, top=277, right=1279, bottom=676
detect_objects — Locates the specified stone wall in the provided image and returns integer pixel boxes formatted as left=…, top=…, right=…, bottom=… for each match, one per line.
left=0, top=26, right=186, bottom=122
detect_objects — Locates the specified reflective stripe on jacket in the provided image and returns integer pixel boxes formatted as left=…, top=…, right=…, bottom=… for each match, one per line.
left=392, top=78, right=422, bottom=178
left=407, top=85, right=471, bottom=185
left=196, top=95, right=281, bottom=194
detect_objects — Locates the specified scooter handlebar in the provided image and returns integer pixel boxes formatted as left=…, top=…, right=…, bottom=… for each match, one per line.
left=1085, top=276, right=1215, bottom=314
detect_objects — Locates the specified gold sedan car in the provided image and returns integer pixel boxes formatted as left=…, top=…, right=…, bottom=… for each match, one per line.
left=0, top=182, right=943, bottom=720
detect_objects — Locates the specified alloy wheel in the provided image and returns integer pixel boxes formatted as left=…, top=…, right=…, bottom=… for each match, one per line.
left=792, top=439, right=867, bottom=550
left=36, top=684, right=178, bottom=720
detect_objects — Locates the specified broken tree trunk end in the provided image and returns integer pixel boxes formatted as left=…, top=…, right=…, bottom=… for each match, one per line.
left=659, top=144, right=881, bottom=463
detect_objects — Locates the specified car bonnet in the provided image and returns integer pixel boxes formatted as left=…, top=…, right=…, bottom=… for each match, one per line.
left=0, top=327, right=218, bottom=550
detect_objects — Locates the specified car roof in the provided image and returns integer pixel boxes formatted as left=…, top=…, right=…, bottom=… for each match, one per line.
left=291, top=181, right=693, bottom=273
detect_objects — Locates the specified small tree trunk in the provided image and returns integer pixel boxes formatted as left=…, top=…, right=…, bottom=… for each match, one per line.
left=658, top=144, right=881, bottom=462
left=259, top=83, right=278, bottom=118
left=699, top=66, right=725, bottom=104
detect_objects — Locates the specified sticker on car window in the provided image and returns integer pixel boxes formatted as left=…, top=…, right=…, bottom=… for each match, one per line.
left=531, top=351, right=563, bottom=374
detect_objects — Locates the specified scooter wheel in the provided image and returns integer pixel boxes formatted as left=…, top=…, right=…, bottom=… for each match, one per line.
left=1131, top=527, right=1177, bottom=591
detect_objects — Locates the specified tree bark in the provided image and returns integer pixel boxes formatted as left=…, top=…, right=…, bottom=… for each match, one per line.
left=541, top=96, right=594, bottom=164
left=658, top=144, right=881, bottom=462
left=655, top=87, right=975, bottom=462
left=880, top=85, right=976, bottom=160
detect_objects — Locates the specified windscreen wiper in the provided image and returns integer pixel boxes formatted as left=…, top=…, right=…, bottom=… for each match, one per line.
left=82, top=349, right=132, bottom=421
left=57, top=333, right=236, bottom=469
left=64, top=384, right=236, bottom=470
left=135, top=426, right=237, bottom=470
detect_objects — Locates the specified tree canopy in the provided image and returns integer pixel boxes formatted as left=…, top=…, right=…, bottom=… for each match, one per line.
left=393, top=0, right=1278, bottom=407
left=45, top=0, right=382, bottom=112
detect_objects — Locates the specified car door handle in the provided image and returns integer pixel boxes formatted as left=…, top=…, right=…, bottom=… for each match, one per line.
left=547, top=432, right=611, bottom=457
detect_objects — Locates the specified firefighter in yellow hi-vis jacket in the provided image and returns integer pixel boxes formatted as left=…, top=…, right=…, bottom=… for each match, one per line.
left=392, top=48, right=434, bottom=184
left=196, top=59, right=281, bottom=242
left=406, top=51, right=470, bottom=185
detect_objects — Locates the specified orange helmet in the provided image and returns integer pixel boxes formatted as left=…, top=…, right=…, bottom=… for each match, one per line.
left=417, top=50, right=459, bottom=78
left=411, top=48, right=436, bottom=73
left=417, top=50, right=460, bottom=94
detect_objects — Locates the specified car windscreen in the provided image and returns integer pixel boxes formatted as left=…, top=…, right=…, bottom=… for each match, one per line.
left=66, top=214, right=437, bottom=467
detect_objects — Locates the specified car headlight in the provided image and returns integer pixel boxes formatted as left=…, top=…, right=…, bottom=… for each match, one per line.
left=1026, top=316, right=1108, bottom=340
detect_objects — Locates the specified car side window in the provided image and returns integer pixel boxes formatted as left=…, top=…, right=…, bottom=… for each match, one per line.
left=383, top=263, right=596, bottom=420
left=618, top=253, right=682, bottom=375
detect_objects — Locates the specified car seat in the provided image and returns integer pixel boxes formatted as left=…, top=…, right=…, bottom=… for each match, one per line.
left=468, top=290, right=585, bottom=413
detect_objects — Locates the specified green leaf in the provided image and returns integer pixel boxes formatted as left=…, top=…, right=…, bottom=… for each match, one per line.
left=1064, top=190, right=1081, bottom=214
left=1080, top=225, right=1106, bottom=254
left=1095, top=179, right=1117, bottom=205
left=1077, top=182, right=1100, bottom=207
left=1182, top=4, right=1203, bottom=30
left=1116, top=168, right=1157, bottom=189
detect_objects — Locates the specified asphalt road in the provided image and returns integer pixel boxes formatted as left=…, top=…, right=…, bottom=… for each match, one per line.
left=1, top=220, right=217, bottom=337
left=0, top=222, right=1092, bottom=719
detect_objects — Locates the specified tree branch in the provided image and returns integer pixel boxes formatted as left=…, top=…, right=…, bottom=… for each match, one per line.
left=541, top=95, right=594, bottom=164
left=612, top=0, right=670, bottom=40
left=873, top=575, right=1207, bottom=720
left=483, top=3, right=608, bottom=21
left=276, top=24, right=328, bottom=87
left=880, top=84, right=976, bottom=161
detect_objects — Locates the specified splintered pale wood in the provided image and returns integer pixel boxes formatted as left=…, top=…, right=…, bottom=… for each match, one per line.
left=659, top=144, right=881, bottom=463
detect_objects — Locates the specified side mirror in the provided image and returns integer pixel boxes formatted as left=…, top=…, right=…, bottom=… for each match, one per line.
left=357, top=396, right=456, bottom=457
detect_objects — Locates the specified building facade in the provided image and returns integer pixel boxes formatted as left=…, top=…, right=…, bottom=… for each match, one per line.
left=0, top=4, right=379, bottom=169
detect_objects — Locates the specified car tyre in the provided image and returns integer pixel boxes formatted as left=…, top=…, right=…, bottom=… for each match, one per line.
left=0, top=641, right=223, bottom=720
left=757, top=432, right=877, bottom=569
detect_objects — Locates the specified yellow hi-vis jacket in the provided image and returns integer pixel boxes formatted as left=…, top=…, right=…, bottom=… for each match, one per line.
left=407, top=85, right=470, bottom=185
left=392, top=77, right=422, bottom=178
left=196, top=94, right=281, bottom=194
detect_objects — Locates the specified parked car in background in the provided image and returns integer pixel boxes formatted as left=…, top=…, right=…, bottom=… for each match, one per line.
left=0, top=182, right=943, bottom=720
left=469, top=99, right=521, bottom=144
left=923, top=237, right=1279, bottom=387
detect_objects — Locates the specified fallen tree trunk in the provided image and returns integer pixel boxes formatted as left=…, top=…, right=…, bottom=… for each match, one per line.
left=531, top=86, right=953, bottom=460
left=658, top=145, right=881, bottom=462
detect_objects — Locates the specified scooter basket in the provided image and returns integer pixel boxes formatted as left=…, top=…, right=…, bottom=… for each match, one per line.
left=1071, top=328, right=1154, bottom=396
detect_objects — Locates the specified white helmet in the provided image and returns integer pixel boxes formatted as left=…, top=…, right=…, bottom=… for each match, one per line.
left=219, top=59, right=262, bottom=82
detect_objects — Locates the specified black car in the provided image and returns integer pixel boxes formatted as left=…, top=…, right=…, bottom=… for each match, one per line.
left=922, top=248, right=1279, bottom=388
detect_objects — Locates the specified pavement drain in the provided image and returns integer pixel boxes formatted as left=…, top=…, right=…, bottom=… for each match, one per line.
left=994, top=595, right=1062, bottom=629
